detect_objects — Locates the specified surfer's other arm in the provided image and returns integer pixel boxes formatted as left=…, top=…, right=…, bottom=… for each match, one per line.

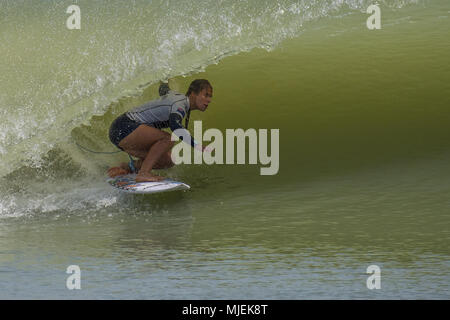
left=158, top=82, right=171, bottom=96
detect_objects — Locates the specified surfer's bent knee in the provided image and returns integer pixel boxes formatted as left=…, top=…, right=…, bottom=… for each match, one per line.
left=155, top=134, right=175, bottom=148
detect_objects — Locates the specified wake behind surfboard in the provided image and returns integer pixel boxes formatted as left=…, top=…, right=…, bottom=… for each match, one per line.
left=107, top=174, right=190, bottom=194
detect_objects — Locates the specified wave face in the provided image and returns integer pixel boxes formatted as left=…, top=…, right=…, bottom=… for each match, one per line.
left=0, top=0, right=421, bottom=177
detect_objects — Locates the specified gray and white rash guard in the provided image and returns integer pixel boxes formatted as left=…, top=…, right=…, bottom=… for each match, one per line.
left=126, top=91, right=196, bottom=147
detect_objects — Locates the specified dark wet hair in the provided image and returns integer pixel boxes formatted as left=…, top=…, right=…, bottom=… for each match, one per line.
left=186, top=79, right=212, bottom=96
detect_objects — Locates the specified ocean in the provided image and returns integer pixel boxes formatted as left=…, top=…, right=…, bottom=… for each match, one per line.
left=0, top=0, right=449, bottom=299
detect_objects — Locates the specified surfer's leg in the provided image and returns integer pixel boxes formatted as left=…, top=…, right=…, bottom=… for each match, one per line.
left=107, top=113, right=141, bottom=177
left=136, top=137, right=174, bottom=181
left=153, top=150, right=175, bottom=170
left=118, top=125, right=174, bottom=182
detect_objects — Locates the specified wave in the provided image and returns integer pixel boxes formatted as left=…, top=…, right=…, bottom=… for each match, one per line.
left=0, top=0, right=422, bottom=178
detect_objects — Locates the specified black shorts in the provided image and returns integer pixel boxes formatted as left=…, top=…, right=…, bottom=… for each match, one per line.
left=109, top=113, right=141, bottom=150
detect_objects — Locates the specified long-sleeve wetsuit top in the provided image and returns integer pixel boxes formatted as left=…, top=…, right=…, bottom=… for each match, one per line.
left=126, top=91, right=196, bottom=148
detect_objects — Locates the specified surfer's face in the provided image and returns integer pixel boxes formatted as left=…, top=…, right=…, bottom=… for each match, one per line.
left=193, top=87, right=213, bottom=111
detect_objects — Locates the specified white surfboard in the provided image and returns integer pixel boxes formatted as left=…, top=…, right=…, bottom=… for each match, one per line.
left=107, top=174, right=190, bottom=194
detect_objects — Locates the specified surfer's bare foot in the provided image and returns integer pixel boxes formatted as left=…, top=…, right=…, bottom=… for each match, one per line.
left=107, top=166, right=130, bottom=178
left=118, top=162, right=130, bottom=171
left=135, top=172, right=165, bottom=182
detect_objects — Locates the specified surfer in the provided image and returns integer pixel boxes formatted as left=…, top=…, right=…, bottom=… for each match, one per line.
left=107, top=79, right=213, bottom=182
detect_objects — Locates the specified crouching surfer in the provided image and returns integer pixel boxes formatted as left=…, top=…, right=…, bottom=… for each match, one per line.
left=107, top=79, right=213, bottom=182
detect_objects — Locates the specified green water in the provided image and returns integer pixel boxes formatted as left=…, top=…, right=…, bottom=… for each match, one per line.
left=0, top=0, right=449, bottom=299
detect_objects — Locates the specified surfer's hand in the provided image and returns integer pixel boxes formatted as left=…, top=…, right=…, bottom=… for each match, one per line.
left=194, top=144, right=212, bottom=152
left=158, top=82, right=170, bottom=96
left=202, top=145, right=213, bottom=153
